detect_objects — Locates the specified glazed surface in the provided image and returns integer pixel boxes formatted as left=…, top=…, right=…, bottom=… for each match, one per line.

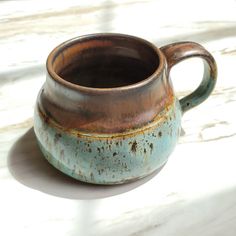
left=34, top=98, right=181, bottom=184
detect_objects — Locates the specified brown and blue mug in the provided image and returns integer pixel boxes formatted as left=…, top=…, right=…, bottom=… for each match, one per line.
left=34, top=33, right=217, bottom=184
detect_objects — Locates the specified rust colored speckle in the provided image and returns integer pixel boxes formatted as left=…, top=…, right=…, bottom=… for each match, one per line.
left=98, top=169, right=104, bottom=175
left=90, top=172, right=94, bottom=180
left=44, top=115, right=49, bottom=124
left=54, top=133, right=62, bottom=143
left=149, top=143, right=153, bottom=152
left=158, top=131, right=162, bottom=137
left=131, top=141, right=137, bottom=153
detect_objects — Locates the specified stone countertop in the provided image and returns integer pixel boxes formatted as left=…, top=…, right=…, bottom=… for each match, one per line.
left=1, top=0, right=236, bottom=235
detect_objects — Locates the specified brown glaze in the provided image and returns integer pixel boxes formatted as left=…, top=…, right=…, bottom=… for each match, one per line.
left=160, top=41, right=217, bottom=113
left=39, top=34, right=174, bottom=133
left=160, top=41, right=217, bottom=76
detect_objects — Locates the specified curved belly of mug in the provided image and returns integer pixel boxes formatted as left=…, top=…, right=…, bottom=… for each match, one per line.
left=34, top=100, right=182, bottom=185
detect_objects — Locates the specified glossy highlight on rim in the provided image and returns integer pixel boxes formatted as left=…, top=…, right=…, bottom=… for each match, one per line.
left=46, top=33, right=165, bottom=93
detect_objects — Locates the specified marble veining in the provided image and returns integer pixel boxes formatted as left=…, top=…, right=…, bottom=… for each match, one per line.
left=1, top=0, right=236, bottom=235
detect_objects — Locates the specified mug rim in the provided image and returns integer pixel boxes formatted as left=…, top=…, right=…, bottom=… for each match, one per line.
left=46, top=33, right=165, bottom=93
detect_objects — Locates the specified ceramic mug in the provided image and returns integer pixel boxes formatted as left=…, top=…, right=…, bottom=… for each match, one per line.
left=34, top=33, right=217, bottom=184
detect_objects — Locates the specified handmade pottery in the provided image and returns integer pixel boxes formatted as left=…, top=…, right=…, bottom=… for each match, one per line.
left=34, top=33, right=217, bottom=184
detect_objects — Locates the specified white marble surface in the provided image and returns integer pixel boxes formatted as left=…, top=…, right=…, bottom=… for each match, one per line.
left=1, top=0, right=236, bottom=235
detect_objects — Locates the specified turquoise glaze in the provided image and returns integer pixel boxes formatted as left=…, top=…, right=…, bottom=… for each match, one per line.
left=34, top=99, right=181, bottom=184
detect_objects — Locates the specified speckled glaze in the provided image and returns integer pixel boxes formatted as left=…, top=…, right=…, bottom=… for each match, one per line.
left=34, top=34, right=217, bottom=184
left=34, top=98, right=181, bottom=184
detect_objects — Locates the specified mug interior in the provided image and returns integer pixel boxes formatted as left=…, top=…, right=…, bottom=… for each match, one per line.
left=50, top=34, right=160, bottom=88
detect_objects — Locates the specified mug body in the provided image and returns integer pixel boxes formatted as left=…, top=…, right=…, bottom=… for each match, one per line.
left=34, top=33, right=182, bottom=184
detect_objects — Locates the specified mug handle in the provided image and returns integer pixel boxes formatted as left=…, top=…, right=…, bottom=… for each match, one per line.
left=160, top=42, right=217, bottom=113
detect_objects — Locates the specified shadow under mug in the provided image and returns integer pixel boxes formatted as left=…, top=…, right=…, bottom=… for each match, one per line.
left=34, top=33, right=217, bottom=184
